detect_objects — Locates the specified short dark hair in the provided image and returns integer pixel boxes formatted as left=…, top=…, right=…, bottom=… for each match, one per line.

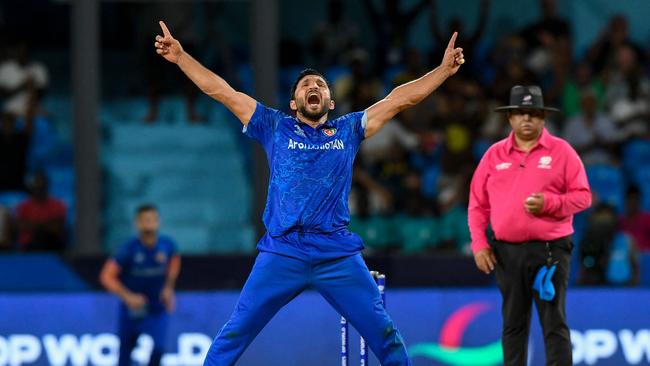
left=289, top=68, right=330, bottom=101
left=135, top=204, right=158, bottom=216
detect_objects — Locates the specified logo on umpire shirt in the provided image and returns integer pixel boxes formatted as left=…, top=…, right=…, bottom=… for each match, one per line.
left=323, top=127, right=337, bottom=137
left=538, top=156, right=552, bottom=169
left=495, top=162, right=512, bottom=171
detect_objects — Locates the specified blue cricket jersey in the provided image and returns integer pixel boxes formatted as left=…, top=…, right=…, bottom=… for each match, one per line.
left=113, top=235, right=177, bottom=314
left=244, top=103, right=366, bottom=255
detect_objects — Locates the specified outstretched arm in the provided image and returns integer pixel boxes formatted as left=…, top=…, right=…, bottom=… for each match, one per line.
left=155, top=21, right=256, bottom=125
left=364, top=32, right=464, bottom=138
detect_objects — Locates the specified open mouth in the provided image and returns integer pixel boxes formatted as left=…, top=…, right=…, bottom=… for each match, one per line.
left=307, top=93, right=321, bottom=107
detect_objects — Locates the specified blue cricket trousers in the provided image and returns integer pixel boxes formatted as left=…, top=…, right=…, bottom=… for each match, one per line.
left=203, top=251, right=411, bottom=365
left=118, top=307, right=169, bottom=366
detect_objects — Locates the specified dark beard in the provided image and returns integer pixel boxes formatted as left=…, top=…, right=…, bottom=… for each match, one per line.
left=299, top=104, right=328, bottom=121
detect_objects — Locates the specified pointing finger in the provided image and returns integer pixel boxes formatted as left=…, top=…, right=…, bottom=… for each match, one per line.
left=159, top=20, right=172, bottom=37
left=447, top=31, right=458, bottom=50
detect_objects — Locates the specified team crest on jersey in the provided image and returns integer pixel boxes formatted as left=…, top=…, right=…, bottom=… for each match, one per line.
left=323, top=127, right=337, bottom=137
left=156, top=252, right=167, bottom=263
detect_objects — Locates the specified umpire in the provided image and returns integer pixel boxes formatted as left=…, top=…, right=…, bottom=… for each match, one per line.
left=468, top=85, right=592, bottom=365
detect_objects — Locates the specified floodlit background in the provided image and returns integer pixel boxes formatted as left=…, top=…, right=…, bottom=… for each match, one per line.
left=0, top=0, right=649, bottom=365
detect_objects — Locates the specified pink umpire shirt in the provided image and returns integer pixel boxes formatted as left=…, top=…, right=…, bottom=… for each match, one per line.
left=468, top=128, right=592, bottom=254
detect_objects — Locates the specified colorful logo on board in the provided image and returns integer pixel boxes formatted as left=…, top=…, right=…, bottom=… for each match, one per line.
left=409, top=302, right=503, bottom=366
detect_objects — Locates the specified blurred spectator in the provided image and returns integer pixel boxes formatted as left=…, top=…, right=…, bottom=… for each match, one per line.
left=309, top=0, right=360, bottom=69
left=137, top=3, right=202, bottom=122
left=605, top=43, right=650, bottom=139
left=399, top=170, right=435, bottom=216
left=16, top=172, right=66, bottom=252
left=333, top=49, right=383, bottom=115
left=362, top=0, right=429, bottom=68
left=392, top=48, right=427, bottom=87
left=374, top=144, right=414, bottom=202
left=562, top=91, right=622, bottom=165
left=438, top=93, right=477, bottom=174
left=359, top=112, right=419, bottom=167
left=520, top=0, right=570, bottom=48
left=0, top=205, right=11, bottom=250
left=519, top=0, right=570, bottom=80
left=350, top=164, right=394, bottom=216
left=560, top=61, right=606, bottom=118
left=437, top=164, right=473, bottom=253
left=586, top=15, right=640, bottom=74
left=429, top=0, right=490, bottom=78
left=489, top=36, right=538, bottom=103
left=0, top=111, right=31, bottom=192
left=579, top=203, right=639, bottom=286
left=0, top=42, right=48, bottom=117
left=620, top=185, right=650, bottom=252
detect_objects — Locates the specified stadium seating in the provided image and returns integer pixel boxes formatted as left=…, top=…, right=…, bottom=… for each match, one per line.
left=102, top=98, right=254, bottom=254
left=622, top=139, right=650, bottom=178
left=394, top=215, right=440, bottom=254
left=348, top=215, right=399, bottom=251
left=586, top=164, right=626, bottom=213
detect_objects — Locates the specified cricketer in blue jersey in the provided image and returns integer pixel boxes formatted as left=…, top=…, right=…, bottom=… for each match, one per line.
left=100, top=204, right=181, bottom=366
left=155, top=20, right=464, bottom=366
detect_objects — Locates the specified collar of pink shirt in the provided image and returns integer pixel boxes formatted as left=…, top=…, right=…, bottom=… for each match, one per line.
left=504, top=128, right=553, bottom=153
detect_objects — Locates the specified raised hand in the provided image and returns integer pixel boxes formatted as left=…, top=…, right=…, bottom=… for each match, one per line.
left=439, top=32, right=465, bottom=76
left=155, top=21, right=183, bottom=64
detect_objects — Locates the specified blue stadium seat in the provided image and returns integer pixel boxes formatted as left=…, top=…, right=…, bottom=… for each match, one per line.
left=633, top=166, right=650, bottom=211
left=586, top=165, right=625, bottom=213
left=394, top=215, right=440, bottom=254
left=622, top=139, right=650, bottom=177
left=421, top=165, right=440, bottom=199
left=349, top=215, right=399, bottom=250
left=20, top=116, right=57, bottom=172
left=0, top=191, right=28, bottom=212
left=324, top=65, right=351, bottom=85
left=103, top=123, right=253, bottom=254
left=473, top=139, right=491, bottom=162
left=439, top=206, right=471, bottom=253
left=41, top=95, right=73, bottom=143
left=237, top=64, right=254, bottom=95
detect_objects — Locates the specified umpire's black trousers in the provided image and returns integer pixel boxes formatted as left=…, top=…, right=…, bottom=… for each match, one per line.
left=493, top=236, right=573, bottom=366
